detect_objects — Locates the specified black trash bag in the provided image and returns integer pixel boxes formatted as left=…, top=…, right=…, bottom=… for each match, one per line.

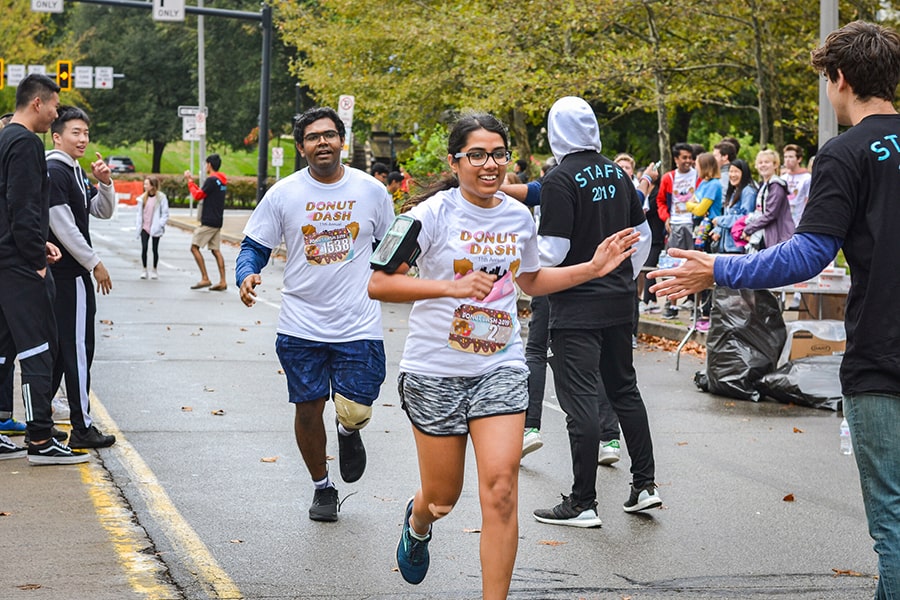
left=757, top=355, right=843, bottom=411
left=694, top=370, right=709, bottom=392
left=705, top=288, right=787, bottom=401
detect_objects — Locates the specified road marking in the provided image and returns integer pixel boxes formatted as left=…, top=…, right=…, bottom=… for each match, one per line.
left=80, top=460, right=180, bottom=598
left=90, top=392, right=244, bottom=599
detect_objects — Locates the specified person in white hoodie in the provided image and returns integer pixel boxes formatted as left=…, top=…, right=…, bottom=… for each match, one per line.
left=531, top=97, right=662, bottom=528
left=46, top=105, right=117, bottom=449
left=134, top=175, right=169, bottom=279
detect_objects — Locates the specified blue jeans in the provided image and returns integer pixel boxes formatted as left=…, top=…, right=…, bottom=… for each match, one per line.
left=844, top=393, right=900, bottom=600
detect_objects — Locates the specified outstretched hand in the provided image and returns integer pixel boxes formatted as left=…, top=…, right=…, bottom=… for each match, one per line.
left=646, top=248, right=716, bottom=301
left=589, top=228, right=640, bottom=278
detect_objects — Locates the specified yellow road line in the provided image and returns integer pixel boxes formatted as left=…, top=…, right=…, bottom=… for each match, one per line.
left=89, top=391, right=244, bottom=599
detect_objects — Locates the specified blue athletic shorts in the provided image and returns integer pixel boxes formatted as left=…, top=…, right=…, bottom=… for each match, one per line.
left=275, top=334, right=386, bottom=405
left=398, top=367, right=528, bottom=436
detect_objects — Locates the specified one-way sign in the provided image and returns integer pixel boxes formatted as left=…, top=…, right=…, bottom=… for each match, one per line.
left=153, top=0, right=185, bottom=21
left=177, top=105, right=206, bottom=118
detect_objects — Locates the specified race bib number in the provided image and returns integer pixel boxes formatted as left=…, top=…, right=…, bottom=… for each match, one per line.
left=448, top=304, right=513, bottom=355
left=304, top=226, right=354, bottom=265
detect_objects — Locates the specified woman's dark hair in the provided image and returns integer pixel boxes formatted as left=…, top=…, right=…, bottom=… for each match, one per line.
left=725, top=158, right=756, bottom=208
left=401, top=113, right=508, bottom=213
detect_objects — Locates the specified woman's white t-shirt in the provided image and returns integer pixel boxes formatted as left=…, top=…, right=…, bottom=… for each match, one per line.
left=401, top=188, right=540, bottom=377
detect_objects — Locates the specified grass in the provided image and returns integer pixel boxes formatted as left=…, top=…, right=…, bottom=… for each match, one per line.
left=48, top=135, right=301, bottom=177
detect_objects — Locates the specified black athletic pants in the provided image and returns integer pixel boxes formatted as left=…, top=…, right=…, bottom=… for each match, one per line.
left=0, top=266, right=58, bottom=441
left=51, top=273, right=96, bottom=431
left=548, top=323, right=656, bottom=506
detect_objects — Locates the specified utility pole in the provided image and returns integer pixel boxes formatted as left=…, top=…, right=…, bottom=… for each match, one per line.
left=818, top=0, right=839, bottom=149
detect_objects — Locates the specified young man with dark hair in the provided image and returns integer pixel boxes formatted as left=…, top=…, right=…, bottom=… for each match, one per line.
left=236, top=106, right=394, bottom=522
left=650, top=21, right=900, bottom=597
left=0, top=74, right=89, bottom=464
left=370, top=161, right=389, bottom=184
left=184, top=153, right=228, bottom=290
left=782, top=143, right=811, bottom=226
left=713, top=140, right=737, bottom=193
left=656, top=142, right=697, bottom=319
left=386, top=171, right=405, bottom=201
left=46, top=105, right=117, bottom=449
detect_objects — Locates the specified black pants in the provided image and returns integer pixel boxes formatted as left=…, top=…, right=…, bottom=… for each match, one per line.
left=524, top=295, right=549, bottom=430
left=548, top=324, right=656, bottom=506
left=0, top=266, right=58, bottom=440
left=140, top=230, right=161, bottom=269
left=51, top=273, right=96, bottom=431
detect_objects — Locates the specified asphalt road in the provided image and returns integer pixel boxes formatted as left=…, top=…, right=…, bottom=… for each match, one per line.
left=1, top=206, right=879, bottom=600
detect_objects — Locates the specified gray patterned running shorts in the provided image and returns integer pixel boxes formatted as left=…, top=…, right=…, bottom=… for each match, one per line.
left=398, top=367, right=528, bottom=436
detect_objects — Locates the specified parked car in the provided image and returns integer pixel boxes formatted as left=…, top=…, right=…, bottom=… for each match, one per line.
left=107, top=156, right=136, bottom=174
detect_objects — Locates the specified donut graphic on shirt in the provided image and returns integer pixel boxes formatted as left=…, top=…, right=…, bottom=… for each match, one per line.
left=302, top=222, right=359, bottom=265
left=447, top=258, right=520, bottom=355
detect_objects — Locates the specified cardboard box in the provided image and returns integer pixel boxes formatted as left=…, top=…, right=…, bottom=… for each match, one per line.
left=789, top=332, right=846, bottom=360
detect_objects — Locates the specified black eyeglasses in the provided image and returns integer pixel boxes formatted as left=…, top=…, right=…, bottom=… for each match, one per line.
left=303, top=130, right=340, bottom=144
left=453, top=149, right=511, bottom=167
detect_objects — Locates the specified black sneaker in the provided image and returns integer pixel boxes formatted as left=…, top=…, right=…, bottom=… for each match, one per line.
left=309, top=486, right=339, bottom=522
left=623, top=483, right=663, bottom=513
left=533, top=494, right=602, bottom=528
left=661, top=307, right=679, bottom=320
left=27, top=437, right=90, bottom=465
left=336, top=419, right=366, bottom=483
left=24, top=426, right=68, bottom=444
left=0, top=434, right=27, bottom=460
left=69, top=425, right=116, bottom=449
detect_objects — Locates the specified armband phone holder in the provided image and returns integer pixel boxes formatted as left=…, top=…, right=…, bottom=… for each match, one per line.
left=370, top=214, right=421, bottom=273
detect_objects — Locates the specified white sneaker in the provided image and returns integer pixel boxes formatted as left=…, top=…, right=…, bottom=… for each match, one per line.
left=598, top=440, right=621, bottom=466
left=52, top=396, right=70, bottom=423
left=140, top=269, right=148, bottom=279
left=522, top=428, right=543, bottom=458
left=150, top=269, right=158, bottom=280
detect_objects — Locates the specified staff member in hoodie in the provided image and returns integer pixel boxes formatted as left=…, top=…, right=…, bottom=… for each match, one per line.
left=46, top=105, right=117, bottom=449
left=531, top=97, right=661, bottom=528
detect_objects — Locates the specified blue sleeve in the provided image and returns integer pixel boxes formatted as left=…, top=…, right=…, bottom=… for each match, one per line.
left=524, top=180, right=542, bottom=207
left=235, top=236, right=273, bottom=287
left=713, top=232, right=842, bottom=289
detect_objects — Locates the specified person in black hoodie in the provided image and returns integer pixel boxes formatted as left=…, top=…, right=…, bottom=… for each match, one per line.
left=46, top=106, right=117, bottom=449
left=0, top=74, right=90, bottom=465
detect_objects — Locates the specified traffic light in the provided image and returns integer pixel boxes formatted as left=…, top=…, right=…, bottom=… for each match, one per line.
left=56, top=60, right=72, bottom=91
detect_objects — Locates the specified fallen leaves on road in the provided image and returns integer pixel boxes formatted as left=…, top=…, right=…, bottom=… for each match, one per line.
left=793, top=427, right=804, bottom=433
left=0, top=512, right=10, bottom=517
left=783, top=493, right=795, bottom=502
left=638, top=334, right=707, bottom=359
left=240, top=327, right=248, bottom=331
left=203, top=386, right=215, bottom=392
left=181, top=406, right=193, bottom=412
left=230, top=539, right=243, bottom=544
left=99, top=319, right=113, bottom=325
left=17, top=584, right=42, bottom=590
left=538, top=540, right=567, bottom=546
left=832, top=568, right=865, bottom=577
left=462, top=528, right=481, bottom=534
left=260, top=456, right=278, bottom=463
left=211, top=409, right=225, bottom=416
left=676, top=441, right=689, bottom=446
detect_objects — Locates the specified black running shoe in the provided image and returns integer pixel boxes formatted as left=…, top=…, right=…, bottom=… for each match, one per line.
left=623, top=483, right=663, bottom=513
left=309, top=486, right=339, bottom=522
left=69, top=425, right=116, bottom=449
left=533, top=494, right=602, bottom=528
left=337, top=419, right=366, bottom=483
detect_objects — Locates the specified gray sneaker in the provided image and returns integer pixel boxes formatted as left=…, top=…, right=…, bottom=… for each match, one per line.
left=623, top=483, right=663, bottom=513
left=27, top=437, right=90, bottom=465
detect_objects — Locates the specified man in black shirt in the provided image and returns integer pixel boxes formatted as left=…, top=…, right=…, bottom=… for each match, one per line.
left=532, top=96, right=661, bottom=527
left=185, top=154, right=228, bottom=290
left=0, top=74, right=89, bottom=464
left=650, top=22, right=900, bottom=596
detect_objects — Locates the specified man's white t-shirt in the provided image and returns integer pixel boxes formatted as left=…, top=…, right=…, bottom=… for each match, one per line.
left=669, top=167, right=697, bottom=225
left=243, top=166, right=394, bottom=342
left=401, top=188, right=540, bottom=378
left=784, top=170, right=812, bottom=226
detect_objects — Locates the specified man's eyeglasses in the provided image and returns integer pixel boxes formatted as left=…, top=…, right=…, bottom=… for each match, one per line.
left=303, top=130, right=340, bottom=144
left=453, top=149, right=511, bottom=167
